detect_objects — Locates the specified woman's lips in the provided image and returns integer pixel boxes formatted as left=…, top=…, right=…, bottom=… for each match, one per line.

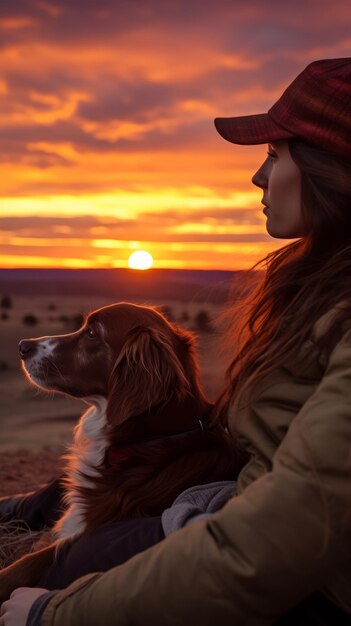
left=261, top=199, right=269, bottom=214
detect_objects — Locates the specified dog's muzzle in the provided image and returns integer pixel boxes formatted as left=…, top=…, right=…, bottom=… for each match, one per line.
left=19, top=339, right=38, bottom=361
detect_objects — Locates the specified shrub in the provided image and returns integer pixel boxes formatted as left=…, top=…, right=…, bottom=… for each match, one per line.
left=22, top=314, right=38, bottom=326
left=58, top=315, right=70, bottom=324
left=1, top=295, right=12, bottom=310
left=194, top=310, right=213, bottom=333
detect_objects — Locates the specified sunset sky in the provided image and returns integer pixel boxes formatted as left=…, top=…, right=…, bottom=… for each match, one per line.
left=1, top=0, right=351, bottom=270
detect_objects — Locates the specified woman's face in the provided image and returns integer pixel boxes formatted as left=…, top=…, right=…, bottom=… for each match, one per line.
left=252, top=139, right=305, bottom=239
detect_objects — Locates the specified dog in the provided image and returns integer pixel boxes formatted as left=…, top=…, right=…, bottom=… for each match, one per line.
left=0, top=302, right=243, bottom=600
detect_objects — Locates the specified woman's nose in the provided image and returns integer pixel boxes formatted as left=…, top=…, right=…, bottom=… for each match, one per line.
left=252, top=161, right=269, bottom=189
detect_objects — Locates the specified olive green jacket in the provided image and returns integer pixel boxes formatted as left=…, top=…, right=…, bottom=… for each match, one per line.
left=41, top=306, right=351, bottom=626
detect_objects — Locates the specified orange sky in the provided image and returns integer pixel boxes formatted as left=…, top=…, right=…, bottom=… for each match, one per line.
left=1, top=1, right=351, bottom=270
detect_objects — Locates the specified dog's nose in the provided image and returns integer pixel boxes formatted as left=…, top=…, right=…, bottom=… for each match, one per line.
left=19, top=339, right=37, bottom=360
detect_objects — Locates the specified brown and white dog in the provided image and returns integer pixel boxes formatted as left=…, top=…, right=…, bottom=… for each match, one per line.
left=0, top=302, right=243, bottom=600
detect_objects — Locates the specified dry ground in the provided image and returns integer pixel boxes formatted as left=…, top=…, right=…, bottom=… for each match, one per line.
left=0, top=450, right=64, bottom=568
left=0, top=450, right=62, bottom=497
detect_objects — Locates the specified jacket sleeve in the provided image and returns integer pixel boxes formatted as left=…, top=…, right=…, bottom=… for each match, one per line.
left=41, top=329, right=351, bottom=626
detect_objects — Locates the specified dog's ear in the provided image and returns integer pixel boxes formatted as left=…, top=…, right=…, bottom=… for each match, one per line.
left=107, top=325, right=191, bottom=425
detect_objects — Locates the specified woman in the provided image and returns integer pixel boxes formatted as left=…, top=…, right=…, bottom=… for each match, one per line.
left=1, top=57, right=351, bottom=626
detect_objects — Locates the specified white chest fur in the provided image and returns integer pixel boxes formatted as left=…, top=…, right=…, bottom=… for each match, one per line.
left=54, top=395, right=108, bottom=541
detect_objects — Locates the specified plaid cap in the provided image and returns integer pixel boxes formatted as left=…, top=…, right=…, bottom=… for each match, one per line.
left=214, top=58, right=351, bottom=159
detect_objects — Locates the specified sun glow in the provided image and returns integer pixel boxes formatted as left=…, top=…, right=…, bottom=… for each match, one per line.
left=128, top=250, right=154, bottom=270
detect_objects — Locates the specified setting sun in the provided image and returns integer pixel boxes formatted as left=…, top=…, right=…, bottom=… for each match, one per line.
left=128, top=250, right=154, bottom=270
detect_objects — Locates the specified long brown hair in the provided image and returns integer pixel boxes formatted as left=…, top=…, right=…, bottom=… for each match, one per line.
left=216, top=138, right=351, bottom=424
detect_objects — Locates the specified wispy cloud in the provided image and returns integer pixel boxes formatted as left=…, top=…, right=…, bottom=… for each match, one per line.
left=0, top=0, right=350, bottom=268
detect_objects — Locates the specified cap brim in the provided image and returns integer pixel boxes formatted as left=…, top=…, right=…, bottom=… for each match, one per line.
left=214, top=113, right=295, bottom=145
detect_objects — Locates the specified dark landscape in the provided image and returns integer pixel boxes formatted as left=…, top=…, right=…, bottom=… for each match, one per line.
left=0, top=268, right=258, bottom=302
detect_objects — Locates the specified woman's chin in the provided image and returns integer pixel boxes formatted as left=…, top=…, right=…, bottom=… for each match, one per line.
left=265, top=222, right=281, bottom=239
left=265, top=223, right=301, bottom=240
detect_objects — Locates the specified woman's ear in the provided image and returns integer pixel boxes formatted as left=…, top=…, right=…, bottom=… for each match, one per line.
left=106, top=325, right=191, bottom=425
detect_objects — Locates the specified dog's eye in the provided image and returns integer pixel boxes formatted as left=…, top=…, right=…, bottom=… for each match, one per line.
left=86, top=326, right=97, bottom=339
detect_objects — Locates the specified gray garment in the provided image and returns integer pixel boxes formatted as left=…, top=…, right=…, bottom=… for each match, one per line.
left=161, top=480, right=237, bottom=536
left=26, top=591, right=57, bottom=626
